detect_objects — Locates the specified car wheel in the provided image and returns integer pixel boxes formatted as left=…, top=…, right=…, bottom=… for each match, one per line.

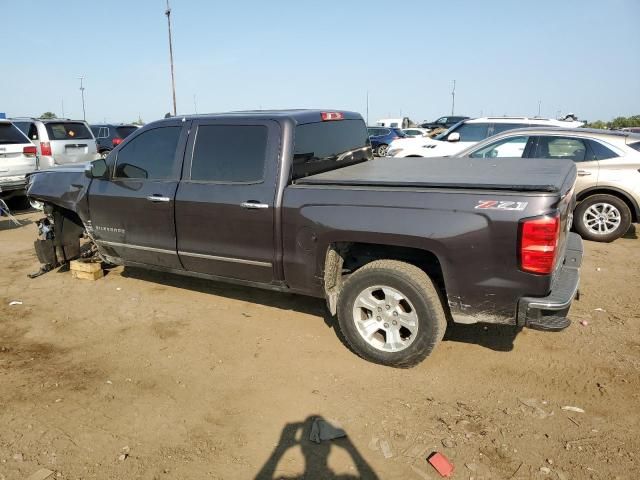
left=574, top=194, right=631, bottom=242
left=376, top=144, right=389, bottom=157
left=336, top=260, right=447, bottom=368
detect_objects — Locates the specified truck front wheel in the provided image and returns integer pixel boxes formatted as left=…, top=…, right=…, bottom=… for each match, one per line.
left=336, top=260, right=447, bottom=368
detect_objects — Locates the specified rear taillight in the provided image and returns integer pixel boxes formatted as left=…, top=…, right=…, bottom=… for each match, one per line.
left=519, top=214, right=560, bottom=275
left=321, top=112, right=344, bottom=121
left=40, top=141, right=52, bottom=156
left=112, top=137, right=123, bottom=146
left=23, top=146, right=37, bottom=157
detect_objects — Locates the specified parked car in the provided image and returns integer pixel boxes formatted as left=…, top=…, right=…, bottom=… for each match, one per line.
left=27, top=110, right=582, bottom=367
left=12, top=118, right=99, bottom=168
left=387, top=116, right=585, bottom=158
left=455, top=127, right=640, bottom=242
left=419, top=116, right=469, bottom=130
left=402, top=128, right=430, bottom=137
left=376, top=117, right=411, bottom=128
left=0, top=120, right=38, bottom=202
left=368, top=126, right=407, bottom=156
left=90, top=123, right=140, bottom=158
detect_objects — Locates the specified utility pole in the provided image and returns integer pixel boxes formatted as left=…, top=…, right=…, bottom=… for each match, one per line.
left=366, top=90, right=369, bottom=125
left=165, top=0, right=177, bottom=116
left=78, top=76, right=86, bottom=120
left=61, top=98, right=65, bottom=118
left=451, top=80, right=456, bottom=116
left=537, top=100, right=542, bottom=117
left=193, top=94, right=198, bottom=114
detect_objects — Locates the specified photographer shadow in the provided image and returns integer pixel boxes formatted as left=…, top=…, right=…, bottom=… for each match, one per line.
left=255, top=416, right=379, bottom=480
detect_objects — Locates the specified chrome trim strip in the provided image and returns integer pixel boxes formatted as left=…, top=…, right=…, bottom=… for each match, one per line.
left=178, top=250, right=271, bottom=267
left=96, top=240, right=177, bottom=255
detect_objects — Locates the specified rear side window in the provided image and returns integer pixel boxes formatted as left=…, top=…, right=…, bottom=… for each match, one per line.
left=588, top=140, right=618, bottom=160
left=535, top=136, right=588, bottom=161
left=116, top=126, right=138, bottom=139
left=190, top=125, right=267, bottom=183
left=491, top=123, right=527, bottom=136
left=115, top=126, right=181, bottom=180
left=45, top=122, right=92, bottom=140
left=0, top=123, right=29, bottom=144
left=293, top=119, right=373, bottom=180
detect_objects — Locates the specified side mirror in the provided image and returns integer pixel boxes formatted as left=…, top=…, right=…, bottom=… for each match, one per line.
left=447, top=132, right=461, bottom=142
left=85, top=159, right=108, bottom=179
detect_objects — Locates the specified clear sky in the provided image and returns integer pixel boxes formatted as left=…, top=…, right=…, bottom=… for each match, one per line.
left=1, top=0, right=639, bottom=125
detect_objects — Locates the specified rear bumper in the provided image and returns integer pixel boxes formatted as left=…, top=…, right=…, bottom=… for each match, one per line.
left=0, top=178, right=28, bottom=197
left=517, top=233, right=583, bottom=331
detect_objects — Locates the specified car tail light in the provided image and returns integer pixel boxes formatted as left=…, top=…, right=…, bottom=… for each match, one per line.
left=23, top=146, right=37, bottom=157
left=321, top=112, right=344, bottom=121
left=519, top=214, right=560, bottom=274
left=112, top=137, right=123, bottom=146
left=40, top=141, right=52, bottom=156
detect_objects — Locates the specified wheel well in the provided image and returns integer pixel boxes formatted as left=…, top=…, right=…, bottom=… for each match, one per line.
left=576, top=188, right=638, bottom=222
left=323, top=242, right=446, bottom=315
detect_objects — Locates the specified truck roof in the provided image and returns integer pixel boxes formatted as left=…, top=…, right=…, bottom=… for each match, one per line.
left=297, top=157, right=576, bottom=193
left=155, top=110, right=363, bottom=125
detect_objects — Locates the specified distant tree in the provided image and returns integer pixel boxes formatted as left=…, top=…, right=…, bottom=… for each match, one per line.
left=585, top=120, right=607, bottom=129
left=40, top=112, right=57, bottom=119
left=585, top=115, right=640, bottom=130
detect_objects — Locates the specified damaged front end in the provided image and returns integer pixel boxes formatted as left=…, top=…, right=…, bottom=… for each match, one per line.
left=26, top=165, right=97, bottom=277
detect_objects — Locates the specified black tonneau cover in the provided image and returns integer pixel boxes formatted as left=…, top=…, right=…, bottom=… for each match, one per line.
left=297, top=157, right=576, bottom=193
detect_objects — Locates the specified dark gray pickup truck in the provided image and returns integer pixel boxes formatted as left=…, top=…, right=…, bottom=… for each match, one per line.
left=27, top=110, right=583, bottom=367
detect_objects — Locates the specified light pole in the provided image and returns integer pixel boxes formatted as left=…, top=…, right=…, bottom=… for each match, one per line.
left=451, top=80, right=456, bottom=115
left=78, top=76, right=86, bottom=120
left=366, top=90, right=369, bottom=125
left=165, top=0, right=177, bottom=116
left=537, top=100, right=542, bottom=117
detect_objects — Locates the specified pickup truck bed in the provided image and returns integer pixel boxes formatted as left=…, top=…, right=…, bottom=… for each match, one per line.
left=298, top=157, right=573, bottom=192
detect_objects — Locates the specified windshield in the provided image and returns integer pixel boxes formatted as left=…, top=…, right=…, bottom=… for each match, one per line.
left=0, top=123, right=30, bottom=145
left=434, top=120, right=467, bottom=140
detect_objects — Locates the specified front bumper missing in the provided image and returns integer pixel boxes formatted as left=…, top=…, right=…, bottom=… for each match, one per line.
left=517, top=233, right=583, bottom=331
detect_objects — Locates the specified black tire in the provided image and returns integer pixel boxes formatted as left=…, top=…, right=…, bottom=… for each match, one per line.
left=574, top=194, right=631, bottom=242
left=376, top=144, right=388, bottom=157
left=336, top=260, right=447, bottom=368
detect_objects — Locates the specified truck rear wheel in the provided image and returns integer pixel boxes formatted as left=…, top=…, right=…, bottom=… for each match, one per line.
left=336, top=260, right=447, bottom=368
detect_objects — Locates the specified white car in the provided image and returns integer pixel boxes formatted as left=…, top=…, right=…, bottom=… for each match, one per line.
left=402, top=128, right=430, bottom=137
left=0, top=120, right=38, bottom=202
left=387, top=116, right=585, bottom=157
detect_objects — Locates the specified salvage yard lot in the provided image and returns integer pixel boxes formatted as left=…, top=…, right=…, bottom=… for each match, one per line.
left=1, top=210, right=639, bottom=480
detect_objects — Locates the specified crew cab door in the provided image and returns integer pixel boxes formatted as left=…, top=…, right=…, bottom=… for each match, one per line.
left=174, top=119, right=280, bottom=284
left=88, top=120, right=189, bottom=268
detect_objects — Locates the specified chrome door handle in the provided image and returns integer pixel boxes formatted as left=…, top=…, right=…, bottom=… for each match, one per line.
left=577, top=170, right=592, bottom=176
left=146, top=195, right=171, bottom=202
left=241, top=201, right=269, bottom=209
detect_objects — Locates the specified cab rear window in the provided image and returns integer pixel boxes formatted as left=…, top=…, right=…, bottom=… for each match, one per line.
left=0, top=123, right=29, bottom=145
left=293, top=120, right=373, bottom=180
left=45, top=122, right=93, bottom=140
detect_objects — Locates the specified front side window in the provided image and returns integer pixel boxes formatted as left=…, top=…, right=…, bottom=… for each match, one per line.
left=451, top=123, right=490, bottom=142
left=45, top=122, right=93, bottom=140
left=535, top=136, right=588, bottom=161
left=470, top=136, right=531, bottom=158
left=191, top=125, right=267, bottom=183
left=293, top=119, right=372, bottom=180
left=115, top=126, right=181, bottom=180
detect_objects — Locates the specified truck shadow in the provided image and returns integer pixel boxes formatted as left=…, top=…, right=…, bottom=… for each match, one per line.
left=121, top=267, right=519, bottom=353
left=254, top=415, right=379, bottom=480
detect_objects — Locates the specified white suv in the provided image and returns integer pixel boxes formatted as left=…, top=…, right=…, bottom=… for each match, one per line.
left=0, top=120, right=38, bottom=202
left=386, top=116, right=584, bottom=157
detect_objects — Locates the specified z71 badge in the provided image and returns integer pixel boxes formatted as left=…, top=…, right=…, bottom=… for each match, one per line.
left=475, top=200, right=528, bottom=211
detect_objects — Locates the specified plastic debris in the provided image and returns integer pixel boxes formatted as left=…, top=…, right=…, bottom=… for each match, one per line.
left=12, top=453, right=24, bottom=462
left=427, top=452, right=454, bottom=477
left=580, top=320, right=589, bottom=326
left=27, top=468, right=54, bottom=480
left=309, top=418, right=346, bottom=444
left=540, top=466, right=551, bottom=474
left=562, top=406, right=585, bottom=413
left=594, top=308, right=606, bottom=312
left=379, top=439, right=393, bottom=459
left=9, top=301, right=23, bottom=306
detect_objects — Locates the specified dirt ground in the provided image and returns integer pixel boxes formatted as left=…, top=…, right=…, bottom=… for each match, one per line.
left=1, top=209, right=639, bottom=480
